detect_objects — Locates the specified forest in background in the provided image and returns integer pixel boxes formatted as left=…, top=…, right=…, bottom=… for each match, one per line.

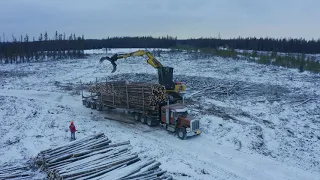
left=0, top=32, right=319, bottom=72
left=0, top=31, right=85, bottom=64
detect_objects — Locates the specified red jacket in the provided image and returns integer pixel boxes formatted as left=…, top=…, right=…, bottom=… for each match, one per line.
left=69, top=124, right=76, bottom=133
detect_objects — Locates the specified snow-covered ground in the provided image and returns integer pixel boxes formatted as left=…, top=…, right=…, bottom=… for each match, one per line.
left=1, top=48, right=319, bottom=180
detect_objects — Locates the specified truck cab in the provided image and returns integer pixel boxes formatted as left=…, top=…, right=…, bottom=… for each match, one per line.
left=160, top=103, right=201, bottom=139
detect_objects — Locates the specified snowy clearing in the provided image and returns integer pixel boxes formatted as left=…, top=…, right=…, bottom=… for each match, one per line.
left=1, top=48, right=319, bottom=180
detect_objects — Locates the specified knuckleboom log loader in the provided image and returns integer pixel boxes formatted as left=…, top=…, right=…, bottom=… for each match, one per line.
left=84, top=50, right=201, bottom=139
left=81, top=81, right=201, bottom=140
left=99, top=50, right=186, bottom=103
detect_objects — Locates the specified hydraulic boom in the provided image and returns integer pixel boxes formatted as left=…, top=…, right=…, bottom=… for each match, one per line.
left=99, top=50, right=186, bottom=101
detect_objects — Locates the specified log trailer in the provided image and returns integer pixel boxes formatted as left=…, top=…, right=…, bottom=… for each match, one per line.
left=99, top=50, right=186, bottom=102
left=81, top=81, right=201, bottom=140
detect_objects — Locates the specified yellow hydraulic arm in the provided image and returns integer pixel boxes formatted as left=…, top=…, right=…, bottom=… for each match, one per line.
left=99, top=50, right=163, bottom=72
left=99, top=50, right=187, bottom=99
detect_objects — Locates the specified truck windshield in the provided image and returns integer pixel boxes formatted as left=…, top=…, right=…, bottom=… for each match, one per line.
left=177, top=111, right=188, bottom=117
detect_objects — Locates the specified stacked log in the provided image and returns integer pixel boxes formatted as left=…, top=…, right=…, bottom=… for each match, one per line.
left=0, top=165, right=35, bottom=179
left=35, top=133, right=173, bottom=180
left=87, top=81, right=168, bottom=110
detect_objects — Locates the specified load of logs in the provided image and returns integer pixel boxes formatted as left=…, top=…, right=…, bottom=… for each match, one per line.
left=87, top=81, right=168, bottom=110
left=35, top=133, right=173, bottom=180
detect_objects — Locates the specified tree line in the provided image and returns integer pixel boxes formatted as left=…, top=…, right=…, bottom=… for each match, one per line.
left=184, top=47, right=320, bottom=73
left=82, top=36, right=320, bottom=54
left=83, top=36, right=177, bottom=49
left=0, top=31, right=85, bottom=64
left=178, top=37, right=320, bottom=54
left=1, top=34, right=320, bottom=64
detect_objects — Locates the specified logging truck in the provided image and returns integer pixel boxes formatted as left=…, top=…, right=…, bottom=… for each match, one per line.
left=81, top=81, right=201, bottom=140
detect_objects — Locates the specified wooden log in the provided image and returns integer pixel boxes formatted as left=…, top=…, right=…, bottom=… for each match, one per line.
left=48, top=149, right=132, bottom=176
left=120, top=160, right=158, bottom=179
left=59, top=155, right=139, bottom=179
left=49, top=148, right=131, bottom=172
left=73, top=158, right=140, bottom=180
left=92, top=159, right=157, bottom=179
left=58, top=151, right=136, bottom=174
left=47, top=146, right=129, bottom=169
left=46, top=136, right=109, bottom=157
left=88, top=82, right=166, bottom=94
left=100, top=96, right=164, bottom=104
left=45, top=139, right=105, bottom=158
left=39, top=133, right=105, bottom=155
left=47, top=141, right=111, bottom=163
left=0, top=174, right=31, bottom=179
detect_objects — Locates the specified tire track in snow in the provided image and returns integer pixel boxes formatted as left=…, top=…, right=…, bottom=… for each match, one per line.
left=119, top=122, right=247, bottom=180
left=120, top=120, right=318, bottom=180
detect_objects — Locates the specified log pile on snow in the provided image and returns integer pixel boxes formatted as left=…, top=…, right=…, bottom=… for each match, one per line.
left=87, top=81, right=168, bottom=109
left=0, top=164, right=35, bottom=180
left=34, top=133, right=172, bottom=180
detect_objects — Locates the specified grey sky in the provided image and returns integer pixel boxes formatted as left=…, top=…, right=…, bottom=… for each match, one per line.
left=1, top=0, right=319, bottom=40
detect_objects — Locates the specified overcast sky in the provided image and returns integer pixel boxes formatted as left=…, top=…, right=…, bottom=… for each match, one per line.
left=1, top=0, right=319, bottom=40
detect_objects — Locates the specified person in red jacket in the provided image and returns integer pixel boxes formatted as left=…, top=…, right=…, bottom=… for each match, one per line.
left=69, top=121, right=77, bottom=140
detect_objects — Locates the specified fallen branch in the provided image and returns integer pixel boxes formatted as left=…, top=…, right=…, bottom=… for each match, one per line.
left=295, top=98, right=317, bottom=107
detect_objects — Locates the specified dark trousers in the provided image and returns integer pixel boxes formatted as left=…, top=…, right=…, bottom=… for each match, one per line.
left=71, top=132, right=75, bottom=140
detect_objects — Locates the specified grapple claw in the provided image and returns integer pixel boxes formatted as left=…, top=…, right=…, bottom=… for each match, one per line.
left=110, top=61, right=117, bottom=73
left=99, top=56, right=117, bottom=73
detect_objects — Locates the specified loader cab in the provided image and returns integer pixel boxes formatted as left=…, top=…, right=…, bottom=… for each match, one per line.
left=158, top=66, right=187, bottom=100
left=158, top=66, right=175, bottom=90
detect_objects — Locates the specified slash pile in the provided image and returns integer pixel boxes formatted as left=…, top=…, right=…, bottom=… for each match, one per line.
left=87, top=81, right=168, bottom=109
left=35, top=133, right=172, bottom=180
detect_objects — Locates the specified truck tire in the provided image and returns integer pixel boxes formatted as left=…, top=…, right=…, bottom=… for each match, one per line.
left=140, top=116, right=147, bottom=124
left=147, top=118, right=158, bottom=127
left=85, top=101, right=91, bottom=108
left=134, top=113, right=141, bottom=121
left=82, top=100, right=86, bottom=106
left=96, top=104, right=103, bottom=111
left=91, top=102, right=96, bottom=109
left=153, top=120, right=160, bottom=126
left=147, top=118, right=153, bottom=127
left=177, top=127, right=187, bottom=140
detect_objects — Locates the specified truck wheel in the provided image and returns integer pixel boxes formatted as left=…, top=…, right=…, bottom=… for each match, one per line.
left=147, top=119, right=159, bottom=127
left=147, top=118, right=153, bottom=127
left=134, top=114, right=141, bottom=121
left=140, top=116, right=147, bottom=124
left=96, top=104, right=103, bottom=111
left=85, top=101, right=91, bottom=108
left=82, top=100, right=86, bottom=106
left=91, top=102, right=96, bottom=109
left=153, top=120, right=160, bottom=126
left=177, top=127, right=187, bottom=140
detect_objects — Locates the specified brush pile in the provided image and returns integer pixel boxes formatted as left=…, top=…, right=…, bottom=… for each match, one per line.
left=35, top=133, right=172, bottom=180
left=87, top=81, right=168, bottom=110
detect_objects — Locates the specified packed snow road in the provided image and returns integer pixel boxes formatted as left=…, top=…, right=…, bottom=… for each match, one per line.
left=0, top=49, right=319, bottom=180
